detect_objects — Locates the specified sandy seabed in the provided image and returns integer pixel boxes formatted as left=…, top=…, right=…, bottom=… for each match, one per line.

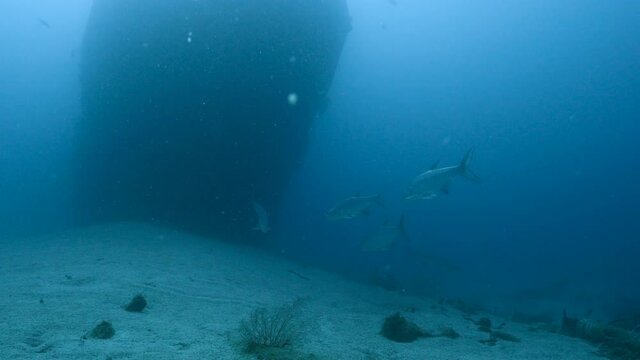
left=0, top=223, right=601, bottom=359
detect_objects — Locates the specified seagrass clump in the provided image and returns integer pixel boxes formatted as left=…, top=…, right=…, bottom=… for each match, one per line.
left=239, top=298, right=306, bottom=353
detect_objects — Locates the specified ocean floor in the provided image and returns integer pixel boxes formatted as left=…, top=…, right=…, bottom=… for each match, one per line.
left=0, top=223, right=602, bottom=359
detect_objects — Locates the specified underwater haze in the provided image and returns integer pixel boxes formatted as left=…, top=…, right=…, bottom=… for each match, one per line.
left=1, top=0, right=640, bottom=358
left=279, top=0, right=640, bottom=315
left=1, top=0, right=90, bottom=235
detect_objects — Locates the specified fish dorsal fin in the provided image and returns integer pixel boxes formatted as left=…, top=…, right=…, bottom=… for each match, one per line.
left=430, top=161, right=440, bottom=170
left=459, top=148, right=482, bottom=183
left=397, top=214, right=405, bottom=230
left=397, top=214, right=410, bottom=243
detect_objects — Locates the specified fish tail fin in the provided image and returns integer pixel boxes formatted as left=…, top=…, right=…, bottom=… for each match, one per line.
left=397, top=214, right=409, bottom=243
left=459, top=148, right=481, bottom=183
left=253, top=226, right=270, bottom=233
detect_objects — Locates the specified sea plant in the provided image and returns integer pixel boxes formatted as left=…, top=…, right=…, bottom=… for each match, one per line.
left=239, top=298, right=306, bottom=353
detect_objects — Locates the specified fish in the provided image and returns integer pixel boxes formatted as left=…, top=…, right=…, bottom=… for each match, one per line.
left=361, top=215, right=408, bottom=252
left=405, top=149, right=480, bottom=200
left=38, top=18, right=51, bottom=29
left=252, top=201, right=270, bottom=233
left=326, top=194, right=384, bottom=220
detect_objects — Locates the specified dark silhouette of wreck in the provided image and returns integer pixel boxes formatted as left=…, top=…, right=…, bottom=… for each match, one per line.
left=76, top=0, right=350, bottom=238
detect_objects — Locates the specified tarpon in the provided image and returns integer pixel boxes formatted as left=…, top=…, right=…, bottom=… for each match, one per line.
left=252, top=201, right=270, bottom=233
left=360, top=215, right=408, bottom=252
left=326, top=194, right=384, bottom=220
left=405, top=149, right=479, bottom=200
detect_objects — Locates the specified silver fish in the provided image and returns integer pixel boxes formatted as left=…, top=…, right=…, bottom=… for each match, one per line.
left=326, top=194, right=384, bottom=220
left=361, top=215, right=408, bottom=252
left=405, top=149, right=480, bottom=200
left=252, top=201, right=270, bottom=233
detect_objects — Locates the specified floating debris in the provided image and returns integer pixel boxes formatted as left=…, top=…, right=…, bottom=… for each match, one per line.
left=37, top=18, right=51, bottom=29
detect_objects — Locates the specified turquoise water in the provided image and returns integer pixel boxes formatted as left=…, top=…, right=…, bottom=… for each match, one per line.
left=1, top=1, right=639, bottom=358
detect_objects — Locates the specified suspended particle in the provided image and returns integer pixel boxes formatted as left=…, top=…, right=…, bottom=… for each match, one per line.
left=287, top=93, right=298, bottom=106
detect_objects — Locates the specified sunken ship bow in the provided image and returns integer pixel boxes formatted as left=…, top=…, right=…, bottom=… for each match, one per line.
left=76, top=0, right=351, bottom=237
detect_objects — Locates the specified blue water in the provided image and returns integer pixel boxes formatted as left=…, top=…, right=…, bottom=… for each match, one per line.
left=1, top=0, right=639, bottom=324
left=278, top=0, right=640, bottom=316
